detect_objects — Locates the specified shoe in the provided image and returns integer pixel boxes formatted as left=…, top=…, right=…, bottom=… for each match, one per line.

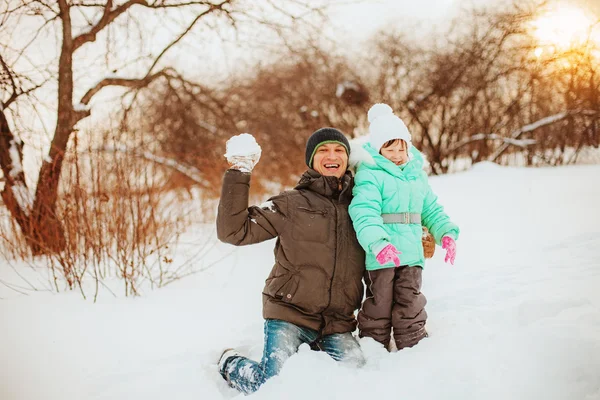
left=218, top=348, right=241, bottom=376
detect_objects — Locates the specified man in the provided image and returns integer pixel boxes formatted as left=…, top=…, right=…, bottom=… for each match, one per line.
left=216, top=128, right=366, bottom=395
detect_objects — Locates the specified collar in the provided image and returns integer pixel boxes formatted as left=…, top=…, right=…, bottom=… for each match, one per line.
left=295, top=169, right=354, bottom=203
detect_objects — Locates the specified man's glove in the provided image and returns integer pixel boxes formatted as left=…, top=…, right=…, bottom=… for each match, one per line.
left=375, top=243, right=401, bottom=267
left=225, top=133, right=262, bottom=173
left=442, top=236, right=456, bottom=265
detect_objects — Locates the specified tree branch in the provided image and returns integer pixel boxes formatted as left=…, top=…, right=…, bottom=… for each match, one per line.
left=72, top=1, right=233, bottom=52
left=445, top=133, right=537, bottom=155
left=73, top=0, right=144, bottom=51
left=0, top=54, right=17, bottom=107
left=97, top=144, right=210, bottom=189
left=78, top=69, right=172, bottom=106
left=144, top=0, right=232, bottom=76
left=488, top=110, right=599, bottom=162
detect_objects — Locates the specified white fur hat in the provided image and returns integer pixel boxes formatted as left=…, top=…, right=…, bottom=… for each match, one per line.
left=368, top=103, right=412, bottom=152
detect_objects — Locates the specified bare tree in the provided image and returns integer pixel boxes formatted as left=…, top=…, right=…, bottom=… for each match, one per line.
left=0, top=0, right=331, bottom=255
left=0, top=53, right=41, bottom=252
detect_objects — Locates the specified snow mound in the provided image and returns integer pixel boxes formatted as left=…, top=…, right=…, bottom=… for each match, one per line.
left=470, top=161, right=502, bottom=172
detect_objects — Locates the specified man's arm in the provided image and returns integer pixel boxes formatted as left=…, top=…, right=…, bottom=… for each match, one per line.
left=216, top=169, right=286, bottom=246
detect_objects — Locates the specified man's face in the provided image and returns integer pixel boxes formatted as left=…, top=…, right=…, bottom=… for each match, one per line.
left=312, top=143, right=348, bottom=178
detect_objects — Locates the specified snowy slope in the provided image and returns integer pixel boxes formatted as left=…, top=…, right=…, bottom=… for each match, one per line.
left=1, top=162, right=599, bottom=400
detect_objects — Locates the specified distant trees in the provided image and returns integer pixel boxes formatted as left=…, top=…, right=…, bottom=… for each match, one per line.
left=135, top=46, right=370, bottom=191
left=139, top=1, right=599, bottom=185
left=370, top=2, right=599, bottom=173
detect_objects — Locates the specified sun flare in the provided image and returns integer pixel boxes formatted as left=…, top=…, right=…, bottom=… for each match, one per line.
left=531, top=3, right=598, bottom=51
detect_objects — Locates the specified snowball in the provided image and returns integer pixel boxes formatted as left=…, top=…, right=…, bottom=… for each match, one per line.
left=224, top=133, right=261, bottom=158
left=367, top=103, right=394, bottom=123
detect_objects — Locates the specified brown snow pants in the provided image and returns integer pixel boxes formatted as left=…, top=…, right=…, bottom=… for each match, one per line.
left=357, top=266, right=427, bottom=350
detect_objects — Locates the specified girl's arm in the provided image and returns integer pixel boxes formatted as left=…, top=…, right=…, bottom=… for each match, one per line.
left=349, top=170, right=391, bottom=256
left=421, top=184, right=460, bottom=245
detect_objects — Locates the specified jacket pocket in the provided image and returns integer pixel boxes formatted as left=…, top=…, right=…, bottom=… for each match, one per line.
left=290, top=265, right=329, bottom=314
left=291, top=207, right=330, bottom=243
left=264, top=273, right=299, bottom=303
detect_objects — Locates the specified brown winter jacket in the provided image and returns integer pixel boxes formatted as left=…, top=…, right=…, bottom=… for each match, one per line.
left=217, top=169, right=365, bottom=336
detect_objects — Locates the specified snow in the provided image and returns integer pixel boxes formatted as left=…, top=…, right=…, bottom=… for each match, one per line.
left=448, top=133, right=537, bottom=154
left=9, top=183, right=33, bottom=216
left=101, top=144, right=207, bottom=187
left=6, top=139, right=33, bottom=214
left=8, top=140, right=23, bottom=178
left=1, top=163, right=600, bottom=400
left=224, top=133, right=261, bottom=158
left=196, top=119, right=218, bottom=134
left=336, top=81, right=361, bottom=98
left=74, top=103, right=90, bottom=112
left=487, top=111, right=584, bottom=162
left=520, top=112, right=568, bottom=133
left=259, top=200, right=275, bottom=211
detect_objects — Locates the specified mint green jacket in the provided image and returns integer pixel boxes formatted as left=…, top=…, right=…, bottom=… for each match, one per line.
left=348, top=143, right=459, bottom=270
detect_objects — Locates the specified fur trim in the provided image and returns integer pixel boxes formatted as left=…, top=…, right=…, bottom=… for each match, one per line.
left=348, top=137, right=375, bottom=172
left=349, top=137, right=429, bottom=174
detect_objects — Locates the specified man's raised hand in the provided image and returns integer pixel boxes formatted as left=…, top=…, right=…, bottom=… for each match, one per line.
left=225, top=133, right=262, bottom=173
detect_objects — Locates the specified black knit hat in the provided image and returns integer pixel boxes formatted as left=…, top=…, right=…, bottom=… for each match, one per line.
left=305, top=127, right=350, bottom=168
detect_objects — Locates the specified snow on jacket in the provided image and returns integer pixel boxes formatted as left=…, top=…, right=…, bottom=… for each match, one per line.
left=348, top=142, right=459, bottom=271
left=217, top=169, right=365, bottom=335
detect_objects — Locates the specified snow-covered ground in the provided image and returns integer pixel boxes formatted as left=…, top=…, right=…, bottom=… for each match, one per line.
left=1, top=162, right=599, bottom=400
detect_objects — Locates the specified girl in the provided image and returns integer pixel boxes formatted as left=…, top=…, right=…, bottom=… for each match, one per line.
left=349, top=103, right=460, bottom=351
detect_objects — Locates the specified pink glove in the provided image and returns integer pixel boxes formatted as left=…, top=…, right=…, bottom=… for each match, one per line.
left=376, top=244, right=401, bottom=267
left=442, top=236, right=456, bottom=265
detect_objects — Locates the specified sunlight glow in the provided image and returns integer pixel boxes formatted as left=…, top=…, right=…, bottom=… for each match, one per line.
left=531, top=4, right=598, bottom=51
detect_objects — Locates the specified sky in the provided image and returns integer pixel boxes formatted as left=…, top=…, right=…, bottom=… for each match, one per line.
left=166, top=0, right=477, bottom=81
left=326, top=0, right=600, bottom=47
left=0, top=160, right=599, bottom=400
left=328, top=0, right=462, bottom=40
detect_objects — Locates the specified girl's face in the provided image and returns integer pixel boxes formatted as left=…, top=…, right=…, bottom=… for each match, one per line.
left=380, top=139, right=408, bottom=165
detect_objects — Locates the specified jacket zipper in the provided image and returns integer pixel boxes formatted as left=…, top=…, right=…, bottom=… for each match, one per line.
left=319, top=199, right=337, bottom=337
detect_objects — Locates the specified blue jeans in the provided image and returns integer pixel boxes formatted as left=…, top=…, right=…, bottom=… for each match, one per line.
left=220, top=319, right=365, bottom=395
